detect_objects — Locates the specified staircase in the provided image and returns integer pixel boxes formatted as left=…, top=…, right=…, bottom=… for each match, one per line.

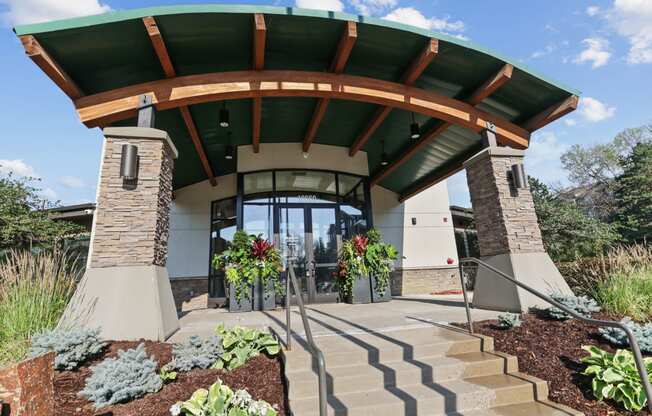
left=283, top=324, right=581, bottom=416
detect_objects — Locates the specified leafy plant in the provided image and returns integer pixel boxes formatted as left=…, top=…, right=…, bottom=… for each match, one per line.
left=546, top=294, right=601, bottom=320
left=167, top=335, right=223, bottom=372
left=581, top=345, right=652, bottom=411
left=159, top=363, right=177, bottom=382
left=497, top=313, right=522, bottom=329
left=170, top=378, right=277, bottom=416
left=29, top=327, right=106, bottom=370
left=212, top=324, right=280, bottom=371
left=79, top=343, right=163, bottom=409
left=600, top=317, right=652, bottom=354
left=592, top=267, right=652, bottom=322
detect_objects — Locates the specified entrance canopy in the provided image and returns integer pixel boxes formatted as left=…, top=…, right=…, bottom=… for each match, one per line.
left=15, top=4, right=579, bottom=200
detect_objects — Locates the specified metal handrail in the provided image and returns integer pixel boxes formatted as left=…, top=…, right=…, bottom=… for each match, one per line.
left=285, top=263, right=328, bottom=416
left=458, top=257, right=652, bottom=413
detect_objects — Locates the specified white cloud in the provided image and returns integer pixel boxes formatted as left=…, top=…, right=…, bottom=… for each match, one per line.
left=294, top=0, right=344, bottom=11
left=608, top=0, right=652, bottom=64
left=586, top=6, right=601, bottom=16
left=446, top=171, right=471, bottom=207
left=382, top=7, right=465, bottom=36
left=564, top=118, right=577, bottom=126
left=349, top=0, right=397, bottom=15
left=41, top=187, right=58, bottom=200
left=579, top=97, right=616, bottom=122
left=525, top=131, right=570, bottom=183
left=574, top=37, right=611, bottom=68
left=531, top=44, right=557, bottom=59
left=1, top=0, right=111, bottom=26
left=59, top=175, right=85, bottom=189
left=0, top=159, right=39, bottom=178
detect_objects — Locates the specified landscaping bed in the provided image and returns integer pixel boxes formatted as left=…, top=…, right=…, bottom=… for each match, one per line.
left=51, top=340, right=286, bottom=416
left=463, top=313, right=649, bottom=416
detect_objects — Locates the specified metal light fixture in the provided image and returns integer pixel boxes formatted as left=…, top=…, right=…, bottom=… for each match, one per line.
left=219, top=102, right=230, bottom=128
left=410, top=112, right=420, bottom=139
left=511, top=163, right=528, bottom=189
left=119, top=144, right=138, bottom=180
left=380, top=140, right=389, bottom=166
left=224, top=131, right=234, bottom=160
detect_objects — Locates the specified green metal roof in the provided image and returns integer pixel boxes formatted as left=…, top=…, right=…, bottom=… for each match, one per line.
left=15, top=4, right=579, bottom=194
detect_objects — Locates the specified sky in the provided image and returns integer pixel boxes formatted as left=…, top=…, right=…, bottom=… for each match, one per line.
left=0, top=0, right=650, bottom=207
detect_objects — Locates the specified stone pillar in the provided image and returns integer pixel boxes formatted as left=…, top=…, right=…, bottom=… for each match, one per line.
left=60, top=127, right=180, bottom=341
left=464, top=146, right=573, bottom=312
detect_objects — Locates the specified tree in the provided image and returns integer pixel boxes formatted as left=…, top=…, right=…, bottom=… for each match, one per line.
left=529, top=177, right=619, bottom=262
left=0, top=174, right=84, bottom=251
left=613, top=143, right=652, bottom=243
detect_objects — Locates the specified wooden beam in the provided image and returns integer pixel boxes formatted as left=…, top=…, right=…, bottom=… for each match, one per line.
left=251, top=14, right=267, bottom=153
left=522, top=95, right=579, bottom=132
left=349, top=38, right=439, bottom=156
left=143, top=16, right=216, bottom=186
left=73, top=70, right=531, bottom=148
left=19, top=35, right=83, bottom=99
left=303, top=21, right=357, bottom=152
left=371, top=63, right=515, bottom=186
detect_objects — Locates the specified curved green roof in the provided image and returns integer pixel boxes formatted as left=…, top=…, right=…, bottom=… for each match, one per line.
left=14, top=4, right=579, bottom=194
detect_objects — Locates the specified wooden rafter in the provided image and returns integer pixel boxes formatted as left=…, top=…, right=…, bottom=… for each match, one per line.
left=74, top=70, right=531, bottom=148
left=251, top=13, right=267, bottom=154
left=349, top=39, right=439, bottom=157
left=522, top=95, right=579, bottom=132
left=303, top=21, right=357, bottom=152
left=20, top=35, right=83, bottom=99
left=142, top=16, right=217, bottom=186
left=371, top=63, right=514, bottom=186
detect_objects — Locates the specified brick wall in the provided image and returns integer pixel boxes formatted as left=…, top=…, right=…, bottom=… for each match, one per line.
left=391, top=267, right=461, bottom=296
left=170, top=277, right=209, bottom=311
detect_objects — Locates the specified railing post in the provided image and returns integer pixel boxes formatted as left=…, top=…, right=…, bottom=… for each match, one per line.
left=458, top=262, right=474, bottom=334
left=286, top=271, right=292, bottom=351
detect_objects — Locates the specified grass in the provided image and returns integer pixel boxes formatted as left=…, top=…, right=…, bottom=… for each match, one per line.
left=0, top=249, right=81, bottom=366
left=591, top=267, right=652, bottom=322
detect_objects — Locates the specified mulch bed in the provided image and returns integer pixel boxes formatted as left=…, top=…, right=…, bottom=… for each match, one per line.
left=53, top=340, right=287, bottom=416
left=460, top=313, right=649, bottom=416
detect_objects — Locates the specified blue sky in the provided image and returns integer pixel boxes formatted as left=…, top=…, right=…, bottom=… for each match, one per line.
left=0, top=0, right=650, bottom=206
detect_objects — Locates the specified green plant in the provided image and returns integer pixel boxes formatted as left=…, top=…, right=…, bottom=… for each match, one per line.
left=79, top=343, right=163, bottom=409
left=159, top=363, right=178, bottom=382
left=0, top=249, right=80, bottom=365
left=212, top=324, right=280, bottom=371
left=212, top=231, right=282, bottom=302
left=168, top=335, right=223, bottom=372
left=28, top=327, right=106, bottom=370
left=600, top=318, right=652, bottom=354
left=170, top=378, right=277, bottom=416
left=546, top=294, right=601, bottom=320
left=497, top=313, right=522, bottom=329
left=592, top=268, right=652, bottom=322
left=581, top=345, right=652, bottom=412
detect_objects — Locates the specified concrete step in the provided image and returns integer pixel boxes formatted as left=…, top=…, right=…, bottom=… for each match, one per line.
left=290, top=372, right=548, bottom=416
left=288, top=351, right=518, bottom=399
left=456, top=400, right=582, bottom=416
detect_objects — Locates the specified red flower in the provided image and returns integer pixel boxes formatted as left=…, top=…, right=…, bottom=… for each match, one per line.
left=352, top=235, right=369, bottom=256
left=252, top=238, right=273, bottom=260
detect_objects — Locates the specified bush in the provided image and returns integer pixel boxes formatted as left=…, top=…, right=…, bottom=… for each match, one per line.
left=212, top=324, right=280, bottom=371
left=592, top=268, right=652, bottom=322
left=546, top=294, right=601, bottom=320
left=599, top=318, right=652, bottom=354
left=0, top=249, right=80, bottom=365
left=168, top=335, right=223, bottom=372
left=29, top=328, right=106, bottom=370
left=79, top=343, right=163, bottom=409
left=497, top=313, right=521, bottom=329
left=581, top=345, right=652, bottom=412
left=170, top=378, right=277, bottom=416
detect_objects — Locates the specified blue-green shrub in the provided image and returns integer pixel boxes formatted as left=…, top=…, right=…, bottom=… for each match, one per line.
left=497, top=313, right=522, bottom=329
left=547, top=294, right=601, bottom=320
left=168, top=335, right=223, bottom=372
left=79, top=343, right=163, bottom=409
left=600, top=317, right=652, bottom=354
left=29, top=328, right=106, bottom=370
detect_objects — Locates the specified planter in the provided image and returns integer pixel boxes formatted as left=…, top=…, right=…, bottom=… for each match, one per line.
left=253, top=278, right=276, bottom=311
left=345, top=274, right=372, bottom=304
left=370, top=274, right=391, bottom=303
left=228, top=283, right=253, bottom=313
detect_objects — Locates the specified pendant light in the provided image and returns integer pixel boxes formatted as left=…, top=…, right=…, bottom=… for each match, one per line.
left=410, top=112, right=420, bottom=139
left=219, top=102, right=230, bottom=128
left=380, top=140, right=389, bottom=166
left=224, top=131, right=234, bottom=160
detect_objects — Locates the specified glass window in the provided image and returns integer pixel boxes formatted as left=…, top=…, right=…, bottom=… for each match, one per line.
left=338, top=173, right=363, bottom=197
left=244, top=171, right=273, bottom=195
left=209, top=198, right=237, bottom=298
left=243, top=204, right=274, bottom=240
left=276, top=171, right=337, bottom=196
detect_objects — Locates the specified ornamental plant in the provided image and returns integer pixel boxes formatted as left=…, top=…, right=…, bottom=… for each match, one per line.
left=600, top=317, right=652, bottom=354
left=167, top=335, right=224, bottom=372
left=29, top=327, right=106, bottom=370
left=497, top=313, right=522, bottom=329
left=212, top=231, right=282, bottom=302
left=337, top=228, right=398, bottom=299
left=546, top=294, right=601, bottom=320
left=212, top=324, right=280, bottom=371
left=581, top=345, right=652, bottom=412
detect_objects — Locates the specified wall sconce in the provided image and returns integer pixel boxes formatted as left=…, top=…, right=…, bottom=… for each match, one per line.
left=120, top=144, right=139, bottom=184
left=511, top=163, right=528, bottom=189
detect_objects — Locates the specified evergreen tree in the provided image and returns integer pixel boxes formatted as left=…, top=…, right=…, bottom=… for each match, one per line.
left=614, top=143, right=652, bottom=243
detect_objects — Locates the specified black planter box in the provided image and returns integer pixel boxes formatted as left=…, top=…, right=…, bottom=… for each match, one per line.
left=253, top=278, right=276, bottom=311
left=345, top=274, right=372, bottom=304
left=228, top=283, right=253, bottom=313
left=371, top=274, right=391, bottom=303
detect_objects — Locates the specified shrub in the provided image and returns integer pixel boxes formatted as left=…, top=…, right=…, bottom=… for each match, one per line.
left=170, top=378, right=277, bottom=416
left=497, top=313, right=522, bottom=329
left=79, top=343, right=163, bottom=409
left=581, top=345, right=652, bottom=412
left=546, top=294, right=601, bottom=320
left=168, top=335, right=223, bottom=372
left=0, top=249, right=80, bottom=365
left=599, top=318, right=652, bottom=354
left=592, top=268, right=652, bottom=322
left=212, top=324, right=280, bottom=371
left=29, top=327, right=106, bottom=370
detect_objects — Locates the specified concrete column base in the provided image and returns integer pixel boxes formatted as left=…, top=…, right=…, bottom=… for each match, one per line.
left=59, top=266, right=180, bottom=341
left=472, top=252, right=573, bottom=312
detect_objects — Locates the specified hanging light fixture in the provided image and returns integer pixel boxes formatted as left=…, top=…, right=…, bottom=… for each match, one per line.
left=219, top=102, right=230, bottom=128
left=410, top=112, right=420, bottom=139
left=224, top=131, right=234, bottom=160
left=380, top=140, right=389, bottom=166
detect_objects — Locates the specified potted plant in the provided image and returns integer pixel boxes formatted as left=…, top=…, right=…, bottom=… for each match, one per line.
left=338, top=229, right=398, bottom=304
left=212, top=231, right=282, bottom=312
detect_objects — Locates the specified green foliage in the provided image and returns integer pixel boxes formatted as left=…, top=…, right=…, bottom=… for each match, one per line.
left=212, top=231, right=281, bottom=302
left=212, top=324, right=280, bottom=371
left=168, top=335, right=224, bottom=372
left=79, top=343, right=163, bottom=409
left=159, top=363, right=178, bottom=382
left=0, top=249, right=80, bottom=365
left=581, top=345, right=652, bottom=411
left=170, top=378, right=277, bottom=416
left=29, top=328, right=106, bottom=370
left=546, top=294, right=601, bottom=320
left=592, top=267, right=652, bottom=322
left=497, top=313, right=521, bottom=329
left=599, top=318, right=652, bottom=354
